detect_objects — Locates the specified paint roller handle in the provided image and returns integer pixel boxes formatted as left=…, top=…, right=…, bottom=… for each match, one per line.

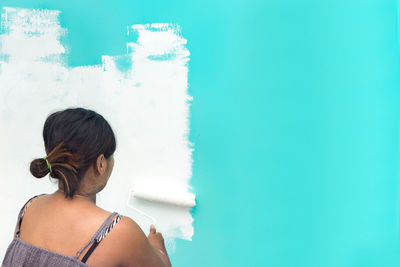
left=148, top=225, right=171, bottom=267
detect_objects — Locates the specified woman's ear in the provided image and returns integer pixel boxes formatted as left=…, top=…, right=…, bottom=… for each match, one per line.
left=96, top=154, right=106, bottom=175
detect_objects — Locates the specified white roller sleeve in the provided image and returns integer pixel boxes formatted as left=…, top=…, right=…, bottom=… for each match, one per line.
left=131, top=182, right=196, bottom=208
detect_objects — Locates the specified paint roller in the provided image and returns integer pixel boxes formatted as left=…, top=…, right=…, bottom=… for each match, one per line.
left=126, top=181, right=196, bottom=222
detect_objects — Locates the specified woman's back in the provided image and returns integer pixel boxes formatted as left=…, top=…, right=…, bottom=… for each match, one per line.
left=3, top=192, right=126, bottom=266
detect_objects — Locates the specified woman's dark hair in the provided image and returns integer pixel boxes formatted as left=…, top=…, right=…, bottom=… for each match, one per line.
left=30, top=107, right=116, bottom=198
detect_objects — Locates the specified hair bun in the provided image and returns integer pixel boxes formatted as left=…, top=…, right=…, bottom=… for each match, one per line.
left=30, top=158, right=50, bottom=178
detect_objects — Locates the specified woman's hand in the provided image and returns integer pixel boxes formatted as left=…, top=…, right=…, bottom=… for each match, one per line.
left=147, top=225, right=172, bottom=267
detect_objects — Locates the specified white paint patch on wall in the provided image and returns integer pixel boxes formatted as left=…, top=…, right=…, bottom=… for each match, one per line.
left=0, top=7, right=194, bottom=255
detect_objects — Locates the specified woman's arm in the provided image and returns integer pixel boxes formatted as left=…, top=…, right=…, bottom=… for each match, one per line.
left=148, top=224, right=172, bottom=267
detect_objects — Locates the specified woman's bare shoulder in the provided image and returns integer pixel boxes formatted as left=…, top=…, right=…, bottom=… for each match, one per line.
left=110, top=216, right=147, bottom=244
left=100, top=215, right=161, bottom=266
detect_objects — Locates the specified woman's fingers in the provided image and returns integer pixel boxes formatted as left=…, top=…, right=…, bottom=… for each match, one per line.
left=148, top=224, right=165, bottom=244
left=150, top=224, right=156, bottom=234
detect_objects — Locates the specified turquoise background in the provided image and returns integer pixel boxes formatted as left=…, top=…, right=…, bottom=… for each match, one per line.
left=1, top=0, right=400, bottom=266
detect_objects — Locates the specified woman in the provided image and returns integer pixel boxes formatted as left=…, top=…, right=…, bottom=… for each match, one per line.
left=2, top=107, right=172, bottom=267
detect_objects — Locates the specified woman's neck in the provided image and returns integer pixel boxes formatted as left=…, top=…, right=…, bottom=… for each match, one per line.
left=56, top=188, right=96, bottom=204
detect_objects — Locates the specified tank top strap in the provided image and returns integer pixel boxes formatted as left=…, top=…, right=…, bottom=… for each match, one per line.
left=75, top=212, right=124, bottom=263
left=15, top=194, right=47, bottom=238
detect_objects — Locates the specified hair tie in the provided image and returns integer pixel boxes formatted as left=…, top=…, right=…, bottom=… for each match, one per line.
left=43, top=156, right=52, bottom=173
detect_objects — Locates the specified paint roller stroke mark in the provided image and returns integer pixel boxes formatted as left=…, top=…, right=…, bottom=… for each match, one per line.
left=122, top=22, right=195, bottom=235
left=0, top=7, right=195, bottom=241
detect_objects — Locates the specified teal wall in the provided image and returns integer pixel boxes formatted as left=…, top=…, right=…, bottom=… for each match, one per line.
left=1, top=0, right=400, bottom=266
